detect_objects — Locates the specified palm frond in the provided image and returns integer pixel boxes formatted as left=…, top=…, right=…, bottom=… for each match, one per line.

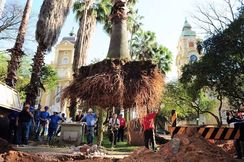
left=35, top=0, right=73, bottom=51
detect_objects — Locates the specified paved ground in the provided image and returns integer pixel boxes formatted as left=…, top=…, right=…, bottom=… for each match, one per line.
left=12, top=143, right=130, bottom=160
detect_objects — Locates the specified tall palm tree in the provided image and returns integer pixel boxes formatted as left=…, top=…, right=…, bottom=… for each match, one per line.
left=25, top=0, right=72, bottom=105
left=5, top=0, right=33, bottom=87
left=69, top=0, right=111, bottom=119
left=72, top=0, right=111, bottom=76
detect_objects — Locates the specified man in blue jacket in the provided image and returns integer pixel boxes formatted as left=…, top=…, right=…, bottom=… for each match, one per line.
left=48, top=112, right=63, bottom=143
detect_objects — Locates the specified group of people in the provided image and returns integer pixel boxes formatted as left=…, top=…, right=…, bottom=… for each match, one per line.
left=8, top=103, right=66, bottom=146
left=8, top=104, right=159, bottom=150
left=74, top=109, right=127, bottom=147
left=108, top=113, right=126, bottom=147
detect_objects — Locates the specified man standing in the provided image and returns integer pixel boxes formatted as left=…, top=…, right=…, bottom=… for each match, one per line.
left=56, top=113, right=66, bottom=136
left=109, top=113, right=120, bottom=147
left=39, top=106, right=50, bottom=137
left=34, top=104, right=41, bottom=140
left=48, top=112, right=63, bottom=143
left=16, top=103, right=34, bottom=145
left=141, top=108, right=160, bottom=151
left=117, top=114, right=126, bottom=142
left=82, top=108, right=97, bottom=145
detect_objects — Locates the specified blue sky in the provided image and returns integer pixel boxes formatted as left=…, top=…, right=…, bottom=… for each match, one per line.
left=1, top=0, right=206, bottom=81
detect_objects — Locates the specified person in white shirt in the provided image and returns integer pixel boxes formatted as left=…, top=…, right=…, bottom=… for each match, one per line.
left=108, top=113, right=120, bottom=147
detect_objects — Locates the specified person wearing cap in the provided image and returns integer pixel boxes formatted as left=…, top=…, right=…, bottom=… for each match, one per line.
left=48, top=112, right=63, bottom=143
left=117, top=114, right=126, bottom=142
left=82, top=108, right=97, bottom=145
left=39, top=106, right=50, bottom=137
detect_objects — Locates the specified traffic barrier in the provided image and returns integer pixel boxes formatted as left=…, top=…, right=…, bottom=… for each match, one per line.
left=169, top=126, right=240, bottom=140
left=169, top=110, right=240, bottom=140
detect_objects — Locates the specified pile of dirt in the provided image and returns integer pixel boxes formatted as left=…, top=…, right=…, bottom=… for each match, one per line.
left=121, top=128, right=233, bottom=162
left=215, top=140, right=235, bottom=156
left=0, top=150, right=55, bottom=162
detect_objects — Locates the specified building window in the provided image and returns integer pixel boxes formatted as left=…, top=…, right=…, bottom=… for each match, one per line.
left=62, top=57, right=69, bottom=64
left=189, top=41, right=194, bottom=48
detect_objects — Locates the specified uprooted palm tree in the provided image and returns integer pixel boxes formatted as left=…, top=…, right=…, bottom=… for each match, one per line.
left=25, top=0, right=72, bottom=105
left=62, top=0, right=164, bottom=118
left=5, top=0, right=33, bottom=87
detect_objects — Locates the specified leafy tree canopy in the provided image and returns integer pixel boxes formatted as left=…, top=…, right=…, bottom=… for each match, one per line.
left=40, top=65, right=58, bottom=91
left=0, top=51, right=57, bottom=101
left=181, top=7, right=244, bottom=109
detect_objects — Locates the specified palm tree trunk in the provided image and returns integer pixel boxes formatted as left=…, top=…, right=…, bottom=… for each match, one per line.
left=124, top=108, right=129, bottom=122
left=5, top=0, right=33, bottom=87
left=70, top=0, right=95, bottom=119
left=25, top=45, right=45, bottom=105
left=107, top=0, right=130, bottom=60
left=69, top=97, right=77, bottom=120
left=80, top=11, right=96, bottom=66
left=73, top=0, right=95, bottom=76
left=97, top=108, right=104, bottom=146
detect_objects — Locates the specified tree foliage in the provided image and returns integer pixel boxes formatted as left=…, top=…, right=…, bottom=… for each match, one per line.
left=181, top=6, right=244, bottom=109
left=40, top=65, right=58, bottom=91
left=0, top=51, right=8, bottom=81
left=130, top=29, right=172, bottom=72
left=73, top=0, right=111, bottom=23
left=0, top=51, right=57, bottom=101
left=161, top=82, right=217, bottom=124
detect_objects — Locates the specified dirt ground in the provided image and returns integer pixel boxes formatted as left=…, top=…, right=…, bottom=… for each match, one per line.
left=120, top=128, right=240, bottom=162
left=0, top=129, right=242, bottom=162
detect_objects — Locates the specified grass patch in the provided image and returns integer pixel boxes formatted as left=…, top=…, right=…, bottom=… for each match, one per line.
left=47, top=133, right=139, bottom=153
left=101, top=136, right=139, bottom=153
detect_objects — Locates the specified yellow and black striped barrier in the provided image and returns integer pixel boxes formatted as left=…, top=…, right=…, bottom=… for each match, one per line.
left=170, top=126, right=240, bottom=140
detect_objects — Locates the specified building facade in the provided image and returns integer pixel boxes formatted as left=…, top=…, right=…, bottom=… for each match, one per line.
left=176, top=19, right=201, bottom=77
left=40, top=37, right=75, bottom=115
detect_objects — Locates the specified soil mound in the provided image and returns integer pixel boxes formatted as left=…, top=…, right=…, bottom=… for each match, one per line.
left=121, top=128, right=233, bottom=162
left=0, top=150, right=54, bottom=162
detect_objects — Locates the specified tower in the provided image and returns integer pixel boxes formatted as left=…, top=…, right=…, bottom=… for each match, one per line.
left=176, top=19, right=201, bottom=78
left=40, top=36, right=75, bottom=114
